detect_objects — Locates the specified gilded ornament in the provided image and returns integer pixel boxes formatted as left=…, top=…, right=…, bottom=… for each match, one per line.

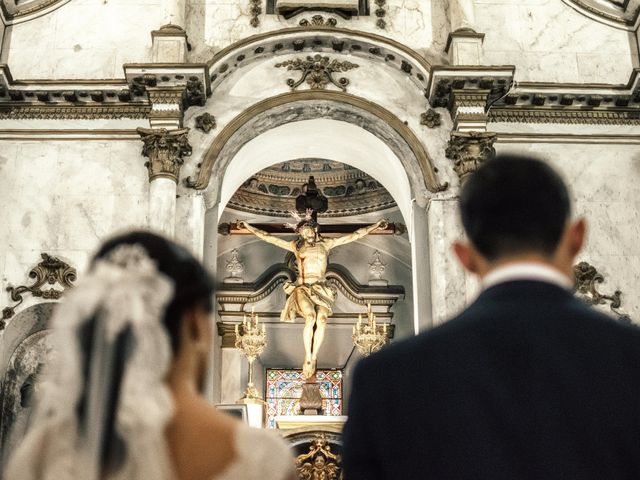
left=2, top=254, right=77, bottom=325
left=574, top=262, right=631, bottom=323
left=275, top=54, right=359, bottom=92
left=296, top=435, right=342, bottom=480
left=137, top=127, right=192, bottom=182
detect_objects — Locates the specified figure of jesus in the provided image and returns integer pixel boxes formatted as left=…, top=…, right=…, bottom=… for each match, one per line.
left=238, top=217, right=388, bottom=378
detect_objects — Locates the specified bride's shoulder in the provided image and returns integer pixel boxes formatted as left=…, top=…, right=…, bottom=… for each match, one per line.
left=223, top=424, right=295, bottom=480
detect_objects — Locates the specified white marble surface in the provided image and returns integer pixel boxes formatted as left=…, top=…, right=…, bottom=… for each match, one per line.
left=5, top=0, right=164, bottom=79
left=0, top=140, right=149, bottom=313
left=476, top=0, right=639, bottom=83
left=186, top=0, right=449, bottom=64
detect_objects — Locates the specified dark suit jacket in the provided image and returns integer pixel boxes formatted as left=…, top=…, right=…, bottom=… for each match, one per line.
left=343, top=280, right=640, bottom=479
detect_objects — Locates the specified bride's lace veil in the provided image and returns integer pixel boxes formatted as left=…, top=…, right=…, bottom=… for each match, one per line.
left=4, top=231, right=215, bottom=480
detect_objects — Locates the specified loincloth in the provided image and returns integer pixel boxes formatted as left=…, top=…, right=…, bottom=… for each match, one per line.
left=280, top=281, right=337, bottom=322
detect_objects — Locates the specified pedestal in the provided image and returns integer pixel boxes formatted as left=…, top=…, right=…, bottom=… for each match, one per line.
left=300, top=380, right=323, bottom=415
left=446, top=30, right=485, bottom=66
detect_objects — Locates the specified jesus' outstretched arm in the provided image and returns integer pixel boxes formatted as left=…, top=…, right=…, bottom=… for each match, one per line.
left=325, top=219, right=388, bottom=249
left=237, top=221, right=296, bottom=252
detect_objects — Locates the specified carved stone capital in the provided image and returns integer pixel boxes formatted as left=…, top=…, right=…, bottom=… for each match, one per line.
left=445, top=131, right=496, bottom=183
left=136, top=127, right=192, bottom=182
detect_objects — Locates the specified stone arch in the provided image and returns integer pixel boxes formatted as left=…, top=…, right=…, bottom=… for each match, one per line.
left=189, top=90, right=447, bottom=222
left=206, top=26, right=434, bottom=96
left=0, top=303, right=54, bottom=469
left=0, top=0, right=70, bottom=23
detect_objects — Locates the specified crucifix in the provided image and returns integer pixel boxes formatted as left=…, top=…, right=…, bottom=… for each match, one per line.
left=233, top=176, right=399, bottom=380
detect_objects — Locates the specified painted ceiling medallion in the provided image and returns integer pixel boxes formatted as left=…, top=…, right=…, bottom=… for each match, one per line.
left=275, top=54, right=359, bottom=92
left=227, top=159, right=396, bottom=217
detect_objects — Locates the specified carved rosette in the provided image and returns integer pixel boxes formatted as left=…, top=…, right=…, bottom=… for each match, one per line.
left=445, top=131, right=496, bottom=183
left=420, top=109, right=442, bottom=128
left=195, top=112, right=216, bottom=133
left=2, top=253, right=77, bottom=324
left=136, top=127, right=192, bottom=182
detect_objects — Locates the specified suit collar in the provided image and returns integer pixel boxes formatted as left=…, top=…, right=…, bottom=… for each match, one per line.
left=482, top=262, right=573, bottom=292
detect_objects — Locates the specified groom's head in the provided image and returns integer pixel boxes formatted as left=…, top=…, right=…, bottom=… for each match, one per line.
left=453, top=154, right=585, bottom=278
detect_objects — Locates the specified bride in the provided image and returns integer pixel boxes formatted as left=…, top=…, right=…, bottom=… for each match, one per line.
left=4, top=231, right=296, bottom=480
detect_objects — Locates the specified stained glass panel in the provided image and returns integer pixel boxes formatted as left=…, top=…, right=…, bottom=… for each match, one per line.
left=265, top=368, right=343, bottom=428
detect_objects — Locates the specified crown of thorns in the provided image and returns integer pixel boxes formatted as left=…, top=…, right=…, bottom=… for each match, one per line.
left=285, top=209, right=318, bottom=231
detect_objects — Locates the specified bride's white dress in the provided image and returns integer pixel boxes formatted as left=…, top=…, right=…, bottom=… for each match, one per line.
left=215, top=425, right=296, bottom=480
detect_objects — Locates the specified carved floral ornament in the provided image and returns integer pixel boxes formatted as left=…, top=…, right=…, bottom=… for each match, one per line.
left=195, top=112, right=216, bottom=133
left=275, top=54, right=359, bottom=92
left=2, top=254, right=77, bottom=326
left=136, top=127, right=192, bottom=183
left=420, top=108, right=442, bottom=128
left=299, top=15, right=337, bottom=27
left=445, top=131, right=496, bottom=183
left=573, top=261, right=632, bottom=323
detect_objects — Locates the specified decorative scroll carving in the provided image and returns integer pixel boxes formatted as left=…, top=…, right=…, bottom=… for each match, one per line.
left=2, top=254, right=76, bottom=324
left=445, top=131, right=496, bottom=183
left=574, top=261, right=631, bottom=323
left=296, top=435, right=342, bottom=480
left=136, top=127, right=192, bottom=182
left=275, top=55, right=359, bottom=92
left=420, top=109, right=442, bottom=128
left=195, top=112, right=216, bottom=133
left=250, top=0, right=262, bottom=27
left=374, top=0, right=387, bottom=29
left=299, top=15, right=337, bottom=27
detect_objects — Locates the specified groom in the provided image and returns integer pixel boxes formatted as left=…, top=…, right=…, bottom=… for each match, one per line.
left=343, top=155, right=640, bottom=479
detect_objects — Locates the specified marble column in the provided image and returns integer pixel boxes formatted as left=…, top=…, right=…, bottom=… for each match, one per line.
left=447, top=0, right=484, bottom=65
left=137, top=127, right=192, bottom=237
left=445, top=131, right=497, bottom=185
left=410, top=200, right=434, bottom=333
left=203, top=205, right=220, bottom=403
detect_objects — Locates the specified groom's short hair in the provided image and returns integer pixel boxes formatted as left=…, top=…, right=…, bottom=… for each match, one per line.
left=459, top=154, right=571, bottom=261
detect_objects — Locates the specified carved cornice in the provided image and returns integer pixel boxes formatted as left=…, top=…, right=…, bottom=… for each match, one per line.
left=1, top=253, right=76, bottom=326
left=0, top=105, right=150, bottom=120
left=137, top=127, right=192, bottom=182
left=445, top=131, right=496, bottom=183
left=489, top=108, right=640, bottom=125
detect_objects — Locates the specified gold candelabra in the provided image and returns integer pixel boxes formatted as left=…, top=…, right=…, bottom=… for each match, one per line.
left=235, top=308, right=267, bottom=400
left=352, top=303, right=389, bottom=357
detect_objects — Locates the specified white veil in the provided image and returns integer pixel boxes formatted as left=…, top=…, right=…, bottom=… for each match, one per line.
left=5, top=244, right=177, bottom=480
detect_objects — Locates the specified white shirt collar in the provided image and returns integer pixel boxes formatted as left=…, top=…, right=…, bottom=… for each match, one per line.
left=482, top=262, right=574, bottom=291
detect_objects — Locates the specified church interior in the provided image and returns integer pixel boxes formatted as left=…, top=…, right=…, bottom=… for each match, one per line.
left=1, top=0, right=639, bottom=477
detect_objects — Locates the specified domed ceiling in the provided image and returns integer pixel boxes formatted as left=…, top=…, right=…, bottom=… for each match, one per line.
left=227, top=159, right=396, bottom=217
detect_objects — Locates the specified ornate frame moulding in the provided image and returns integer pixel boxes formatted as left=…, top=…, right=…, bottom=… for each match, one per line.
left=184, top=90, right=447, bottom=195
left=296, top=435, right=343, bottom=479
left=205, top=27, right=433, bottom=94
left=1, top=254, right=76, bottom=326
left=573, top=261, right=632, bottom=323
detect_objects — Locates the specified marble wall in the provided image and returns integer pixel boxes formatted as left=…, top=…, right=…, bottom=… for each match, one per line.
left=2, top=0, right=164, bottom=79
left=0, top=140, right=149, bottom=316
left=426, top=142, right=640, bottom=326
left=476, top=0, right=639, bottom=83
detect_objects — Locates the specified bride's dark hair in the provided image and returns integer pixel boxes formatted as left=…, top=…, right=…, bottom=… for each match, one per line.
left=89, top=231, right=214, bottom=475
left=94, top=230, right=215, bottom=351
